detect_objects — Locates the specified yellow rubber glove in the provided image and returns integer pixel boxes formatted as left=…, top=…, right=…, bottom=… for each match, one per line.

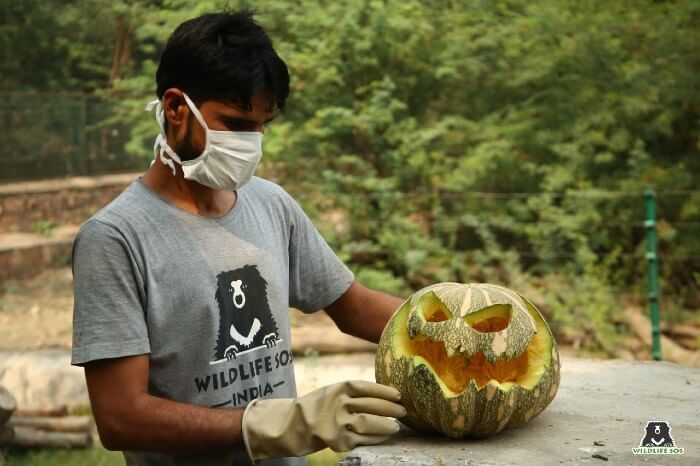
left=241, top=380, right=406, bottom=462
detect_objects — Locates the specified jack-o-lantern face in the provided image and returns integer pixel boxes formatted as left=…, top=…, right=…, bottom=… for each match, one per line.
left=376, top=283, right=560, bottom=438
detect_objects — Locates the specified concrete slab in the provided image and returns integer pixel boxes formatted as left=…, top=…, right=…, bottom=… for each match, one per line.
left=344, top=358, right=700, bottom=465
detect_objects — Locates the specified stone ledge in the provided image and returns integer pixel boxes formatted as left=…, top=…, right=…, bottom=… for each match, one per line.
left=0, top=172, right=142, bottom=196
left=0, top=226, right=79, bottom=283
left=0, top=225, right=79, bottom=252
left=0, top=174, right=138, bottom=233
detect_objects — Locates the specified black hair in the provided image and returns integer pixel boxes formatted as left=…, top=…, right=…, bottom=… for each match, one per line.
left=155, top=10, right=289, bottom=111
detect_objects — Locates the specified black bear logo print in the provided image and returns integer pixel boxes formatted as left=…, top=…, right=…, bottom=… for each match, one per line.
left=640, top=421, right=676, bottom=447
left=214, top=265, right=279, bottom=361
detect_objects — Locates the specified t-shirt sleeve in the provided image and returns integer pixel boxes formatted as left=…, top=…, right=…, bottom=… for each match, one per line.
left=286, top=195, right=355, bottom=313
left=71, top=219, right=151, bottom=366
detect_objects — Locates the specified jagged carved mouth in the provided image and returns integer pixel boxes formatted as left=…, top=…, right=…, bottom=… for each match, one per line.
left=410, top=338, right=532, bottom=392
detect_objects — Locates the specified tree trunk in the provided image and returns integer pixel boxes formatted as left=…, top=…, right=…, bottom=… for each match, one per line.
left=14, top=406, right=68, bottom=418
left=0, top=385, right=17, bottom=427
left=291, top=326, right=377, bottom=354
left=626, top=308, right=700, bottom=367
left=110, top=16, right=133, bottom=84
left=0, top=424, right=14, bottom=446
left=9, top=415, right=92, bottom=433
left=11, top=426, right=92, bottom=448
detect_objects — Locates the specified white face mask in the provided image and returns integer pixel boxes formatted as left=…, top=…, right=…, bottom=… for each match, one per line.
left=146, top=93, right=263, bottom=191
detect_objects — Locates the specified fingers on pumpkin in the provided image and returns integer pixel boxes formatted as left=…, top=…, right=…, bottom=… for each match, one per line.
left=344, top=380, right=402, bottom=402
left=345, top=397, right=407, bottom=418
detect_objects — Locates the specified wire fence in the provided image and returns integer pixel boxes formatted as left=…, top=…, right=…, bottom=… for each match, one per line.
left=338, top=189, right=700, bottom=199
left=0, top=92, right=142, bottom=181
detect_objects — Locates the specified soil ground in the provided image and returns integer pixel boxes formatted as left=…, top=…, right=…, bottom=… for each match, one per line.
left=0, top=269, right=75, bottom=350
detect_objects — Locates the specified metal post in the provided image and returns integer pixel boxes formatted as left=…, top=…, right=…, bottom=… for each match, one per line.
left=78, top=96, right=88, bottom=175
left=644, top=187, right=662, bottom=360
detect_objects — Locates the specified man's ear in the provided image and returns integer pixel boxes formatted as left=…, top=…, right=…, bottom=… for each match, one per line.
left=161, top=88, right=189, bottom=134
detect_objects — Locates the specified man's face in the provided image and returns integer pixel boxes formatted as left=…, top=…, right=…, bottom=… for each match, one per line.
left=163, top=88, right=277, bottom=162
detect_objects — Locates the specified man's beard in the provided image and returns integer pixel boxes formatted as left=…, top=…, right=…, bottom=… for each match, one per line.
left=174, top=113, right=202, bottom=162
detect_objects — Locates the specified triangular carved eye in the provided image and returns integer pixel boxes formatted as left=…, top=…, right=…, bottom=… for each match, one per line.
left=426, top=308, right=449, bottom=322
left=464, top=304, right=512, bottom=333
left=417, top=291, right=453, bottom=323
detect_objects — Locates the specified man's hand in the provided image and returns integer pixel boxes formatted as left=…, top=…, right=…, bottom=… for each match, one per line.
left=84, top=355, right=244, bottom=453
left=325, top=281, right=405, bottom=343
left=241, top=380, right=406, bottom=461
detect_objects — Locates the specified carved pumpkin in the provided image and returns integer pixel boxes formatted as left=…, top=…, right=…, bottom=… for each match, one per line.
left=375, top=283, right=560, bottom=438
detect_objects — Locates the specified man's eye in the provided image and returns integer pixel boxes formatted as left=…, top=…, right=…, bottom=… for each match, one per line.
left=224, top=119, right=273, bottom=132
left=226, top=122, right=250, bottom=131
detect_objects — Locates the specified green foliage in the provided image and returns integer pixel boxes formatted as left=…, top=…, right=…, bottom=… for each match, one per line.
left=4, top=0, right=700, bottom=352
left=1, top=0, right=129, bottom=92
left=2, top=281, right=20, bottom=295
left=4, top=447, right=123, bottom=466
left=245, top=0, right=698, bottom=354
left=69, top=404, right=94, bottom=416
left=34, top=219, right=57, bottom=237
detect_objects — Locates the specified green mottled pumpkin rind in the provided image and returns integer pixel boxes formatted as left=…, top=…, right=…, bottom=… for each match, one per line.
left=375, top=283, right=561, bottom=438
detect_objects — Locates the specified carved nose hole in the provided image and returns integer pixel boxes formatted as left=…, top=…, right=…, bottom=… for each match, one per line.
left=464, top=304, right=512, bottom=333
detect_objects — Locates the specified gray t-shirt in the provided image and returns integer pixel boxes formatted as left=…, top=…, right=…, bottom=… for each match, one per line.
left=71, top=177, right=355, bottom=466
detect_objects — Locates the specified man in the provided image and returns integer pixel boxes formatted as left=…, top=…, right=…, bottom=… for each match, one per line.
left=71, top=10, right=407, bottom=466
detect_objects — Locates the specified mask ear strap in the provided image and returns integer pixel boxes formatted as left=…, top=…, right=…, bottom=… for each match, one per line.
left=145, top=99, right=183, bottom=176
left=155, top=134, right=179, bottom=176
left=182, top=93, right=210, bottom=152
left=146, top=99, right=166, bottom=138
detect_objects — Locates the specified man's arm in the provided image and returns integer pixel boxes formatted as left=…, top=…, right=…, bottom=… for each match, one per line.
left=86, top=353, right=405, bottom=460
left=85, top=354, right=243, bottom=453
left=324, top=281, right=405, bottom=343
